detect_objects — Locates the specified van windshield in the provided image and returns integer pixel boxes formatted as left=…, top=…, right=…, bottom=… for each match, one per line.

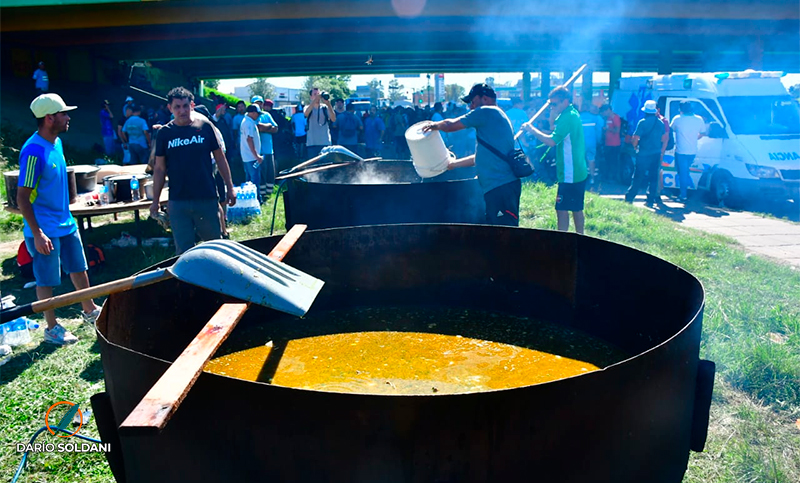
left=718, top=96, right=800, bottom=135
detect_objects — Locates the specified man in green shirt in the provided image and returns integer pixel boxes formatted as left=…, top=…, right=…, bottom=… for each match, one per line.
left=523, top=86, right=588, bottom=234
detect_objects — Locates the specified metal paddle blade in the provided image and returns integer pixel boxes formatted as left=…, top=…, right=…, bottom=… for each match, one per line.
left=319, top=145, right=364, bottom=163
left=168, top=240, right=324, bottom=317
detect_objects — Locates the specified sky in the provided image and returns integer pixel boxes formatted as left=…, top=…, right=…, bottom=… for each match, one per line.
left=218, top=72, right=800, bottom=98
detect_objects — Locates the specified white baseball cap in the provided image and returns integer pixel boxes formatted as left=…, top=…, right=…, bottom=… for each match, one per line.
left=125, top=96, right=134, bottom=102
left=30, top=93, right=77, bottom=119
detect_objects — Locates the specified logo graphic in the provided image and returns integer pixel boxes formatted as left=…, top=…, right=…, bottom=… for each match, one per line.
left=167, top=135, right=205, bottom=149
left=17, top=402, right=110, bottom=454
left=45, top=401, right=82, bottom=438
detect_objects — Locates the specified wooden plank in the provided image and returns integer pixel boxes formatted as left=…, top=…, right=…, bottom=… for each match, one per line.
left=267, top=224, right=306, bottom=261
left=119, top=301, right=250, bottom=434
left=118, top=225, right=308, bottom=434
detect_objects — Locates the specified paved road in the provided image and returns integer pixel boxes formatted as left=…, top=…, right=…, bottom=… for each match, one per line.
left=594, top=180, right=800, bottom=267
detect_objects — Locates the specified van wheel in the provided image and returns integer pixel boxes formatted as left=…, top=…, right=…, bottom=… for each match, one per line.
left=710, top=171, right=743, bottom=209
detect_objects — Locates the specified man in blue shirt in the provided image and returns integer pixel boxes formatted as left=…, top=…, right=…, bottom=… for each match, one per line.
left=250, top=96, right=278, bottom=198
left=625, top=100, right=668, bottom=205
left=423, top=84, right=520, bottom=226
left=579, top=103, right=603, bottom=187
left=17, top=94, right=102, bottom=345
left=99, top=100, right=116, bottom=156
left=32, top=62, right=49, bottom=94
left=121, top=104, right=151, bottom=165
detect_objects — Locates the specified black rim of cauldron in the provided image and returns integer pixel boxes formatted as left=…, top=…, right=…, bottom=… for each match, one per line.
left=282, top=160, right=485, bottom=229
left=93, top=224, right=713, bottom=483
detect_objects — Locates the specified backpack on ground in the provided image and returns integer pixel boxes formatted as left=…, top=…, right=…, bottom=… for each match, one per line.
left=85, top=244, right=106, bottom=271
left=16, top=241, right=33, bottom=279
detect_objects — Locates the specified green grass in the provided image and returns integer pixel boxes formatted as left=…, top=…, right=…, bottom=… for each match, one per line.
left=1, top=182, right=799, bottom=482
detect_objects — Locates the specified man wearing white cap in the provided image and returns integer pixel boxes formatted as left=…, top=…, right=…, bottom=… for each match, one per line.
left=249, top=95, right=278, bottom=198
left=625, top=100, right=668, bottom=205
left=17, top=94, right=102, bottom=345
left=122, top=96, right=134, bottom=118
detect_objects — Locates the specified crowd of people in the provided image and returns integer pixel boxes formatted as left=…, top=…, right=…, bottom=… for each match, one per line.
left=18, top=79, right=700, bottom=345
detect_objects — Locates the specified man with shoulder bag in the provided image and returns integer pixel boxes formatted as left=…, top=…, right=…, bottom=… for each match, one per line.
left=625, top=100, right=668, bottom=205
left=422, top=83, right=524, bottom=226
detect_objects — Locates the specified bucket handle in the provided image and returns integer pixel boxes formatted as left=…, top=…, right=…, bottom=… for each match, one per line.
left=690, top=359, right=715, bottom=452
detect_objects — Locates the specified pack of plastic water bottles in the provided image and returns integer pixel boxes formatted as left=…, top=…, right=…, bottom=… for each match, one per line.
left=0, top=296, right=40, bottom=359
left=227, top=182, right=262, bottom=224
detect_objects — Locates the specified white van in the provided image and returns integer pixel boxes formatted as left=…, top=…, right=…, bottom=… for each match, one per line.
left=612, top=71, right=800, bottom=206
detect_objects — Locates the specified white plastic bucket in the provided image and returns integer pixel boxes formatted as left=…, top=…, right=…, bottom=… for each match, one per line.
left=406, top=121, right=455, bottom=178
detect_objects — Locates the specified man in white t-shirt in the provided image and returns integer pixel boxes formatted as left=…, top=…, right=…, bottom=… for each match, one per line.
left=240, top=104, right=264, bottom=203
left=670, top=101, right=706, bottom=202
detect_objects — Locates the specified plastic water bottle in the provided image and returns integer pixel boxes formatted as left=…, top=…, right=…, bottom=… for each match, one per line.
left=130, top=176, right=140, bottom=201
left=0, top=318, right=32, bottom=347
left=99, top=186, right=108, bottom=206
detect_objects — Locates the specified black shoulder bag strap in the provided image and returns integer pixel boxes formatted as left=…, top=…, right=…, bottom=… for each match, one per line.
left=476, top=135, right=512, bottom=162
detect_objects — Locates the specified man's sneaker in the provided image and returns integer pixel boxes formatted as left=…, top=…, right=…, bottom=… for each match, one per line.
left=82, top=307, right=102, bottom=325
left=44, top=324, right=78, bottom=345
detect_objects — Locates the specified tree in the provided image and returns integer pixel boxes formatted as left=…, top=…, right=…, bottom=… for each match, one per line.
left=300, top=75, right=352, bottom=104
left=368, top=78, right=384, bottom=105
left=388, top=79, right=405, bottom=102
left=204, top=79, right=220, bottom=90
left=444, top=84, right=465, bottom=103
left=249, top=78, right=276, bottom=102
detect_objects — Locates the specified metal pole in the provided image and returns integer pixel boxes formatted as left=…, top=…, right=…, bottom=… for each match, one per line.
left=427, top=74, right=431, bottom=106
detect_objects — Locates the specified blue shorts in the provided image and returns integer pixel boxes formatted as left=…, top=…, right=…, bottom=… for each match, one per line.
left=585, top=146, right=596, bottom=162
left=25, top=230, right=88, bottom=287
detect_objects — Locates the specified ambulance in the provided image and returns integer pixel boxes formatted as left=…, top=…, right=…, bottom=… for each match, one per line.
left=612, top=71, right=800, bottom=206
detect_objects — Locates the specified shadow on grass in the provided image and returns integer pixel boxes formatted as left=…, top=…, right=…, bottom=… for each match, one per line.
left=80, top=358, right=104, bottom=383
left=0, top=341, right=58, bottom=386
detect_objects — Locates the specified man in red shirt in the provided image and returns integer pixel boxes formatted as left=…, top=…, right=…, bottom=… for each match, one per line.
left=599, top=105, right=621, bottom=182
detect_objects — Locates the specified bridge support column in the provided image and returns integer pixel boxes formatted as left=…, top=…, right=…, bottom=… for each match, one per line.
left=609, top=54, right=623, bottom=104
left=658, top=49, right=673, bottom=75
left=581, top=67, right=594, bottom=109
left=540, top=69, right=550, bottom=99
left=522, top=72, right=531, bottom=102
left=748, top=38, right=764, bottom=70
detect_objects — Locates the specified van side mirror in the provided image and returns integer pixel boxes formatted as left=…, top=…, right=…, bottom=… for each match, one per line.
left=708, top=122, right=727, bottom=139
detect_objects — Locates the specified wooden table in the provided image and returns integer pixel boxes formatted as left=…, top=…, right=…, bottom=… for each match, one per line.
left=4, top=189, right=169, bottom=246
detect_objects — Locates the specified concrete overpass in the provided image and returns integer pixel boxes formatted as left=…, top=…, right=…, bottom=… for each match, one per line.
left=2, top=0, right=799, bottom=83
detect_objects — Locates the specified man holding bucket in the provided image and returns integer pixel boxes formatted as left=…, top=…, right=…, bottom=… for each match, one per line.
left=422, top=84, right=520, bottom=226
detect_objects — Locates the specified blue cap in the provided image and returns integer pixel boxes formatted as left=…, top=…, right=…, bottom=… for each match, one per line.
left=250, top=95, right=264, bottom=103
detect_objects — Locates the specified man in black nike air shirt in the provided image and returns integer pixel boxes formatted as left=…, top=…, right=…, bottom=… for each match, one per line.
left=151, top=87, right=236, bottom=254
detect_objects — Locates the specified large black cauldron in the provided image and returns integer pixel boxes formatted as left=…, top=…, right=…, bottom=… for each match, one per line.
left=93, top=225, right=712, bottom=483
left=282, top=160, right=485, bottom=229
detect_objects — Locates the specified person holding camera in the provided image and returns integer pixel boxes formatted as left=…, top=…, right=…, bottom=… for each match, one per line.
left=303, top=87, right=336, bottom=158
left=422, top=83, right=521, bottom=227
